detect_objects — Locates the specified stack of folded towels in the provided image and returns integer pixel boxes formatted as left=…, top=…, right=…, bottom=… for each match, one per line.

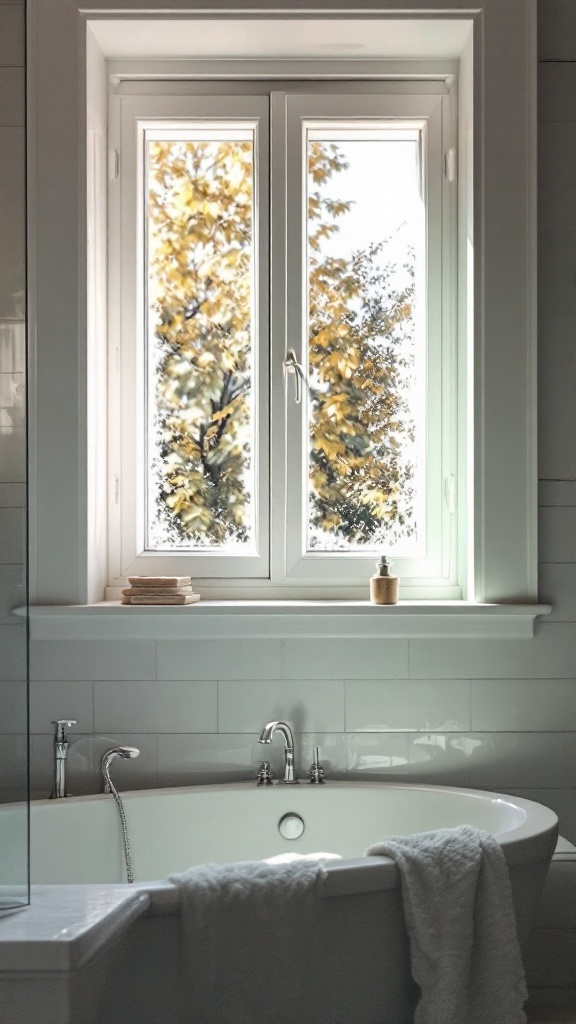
left=121, top=576, right=200, bottom=605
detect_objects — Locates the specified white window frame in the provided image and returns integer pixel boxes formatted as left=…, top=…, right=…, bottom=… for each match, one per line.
left=110, top=93, right=271, bottom=582
left=274, top=88, right=456, bottom=593
left=27, top=2, right=544, bottom=631
left=109, top=78, right=458, bottom=597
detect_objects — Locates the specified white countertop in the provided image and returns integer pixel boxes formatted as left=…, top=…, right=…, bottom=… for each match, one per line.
left=0, top=885, right=150, bottom=972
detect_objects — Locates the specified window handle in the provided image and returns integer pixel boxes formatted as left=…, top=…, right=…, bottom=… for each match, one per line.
left=283, top=349, right=307, bottom=405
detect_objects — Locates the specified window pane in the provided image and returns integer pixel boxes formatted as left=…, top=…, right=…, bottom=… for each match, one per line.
left=306, top=128, right=425, bottom=554
left=146, top=131, right=255, bottom=551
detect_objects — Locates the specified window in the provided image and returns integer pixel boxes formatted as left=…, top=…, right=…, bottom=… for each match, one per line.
left=30, top=4, right=540, bottom=623
left=109, top=81, right=458, bottom=596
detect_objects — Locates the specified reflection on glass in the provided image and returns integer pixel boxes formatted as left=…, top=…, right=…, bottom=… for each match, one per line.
left=146, top=132, right=255, bottom=550
left=0, top=324, right=26, bottom=483
left=306, top=129, right=424, bottom=553
left=0, top=740, right=29, bottom=908
left=0, top=314, right=28, bottom=907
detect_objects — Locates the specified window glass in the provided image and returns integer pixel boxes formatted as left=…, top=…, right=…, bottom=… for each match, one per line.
left=306, top=126, right=425, bottom=554
left=145, top=129, right=256, bottom=551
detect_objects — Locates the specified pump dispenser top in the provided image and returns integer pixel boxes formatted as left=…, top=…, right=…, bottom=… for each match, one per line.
left=370, top=554, right=399, bottom=605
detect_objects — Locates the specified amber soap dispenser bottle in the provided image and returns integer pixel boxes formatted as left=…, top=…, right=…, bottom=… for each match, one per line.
left=370, top=555, right=399, bottom=605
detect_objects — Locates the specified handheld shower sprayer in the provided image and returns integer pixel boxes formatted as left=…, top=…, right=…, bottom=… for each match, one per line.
left=101, top=746, right=140, bottom=793
left=101, top=745, right=140, bottom=884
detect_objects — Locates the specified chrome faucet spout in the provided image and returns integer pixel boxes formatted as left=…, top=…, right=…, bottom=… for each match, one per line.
left=258, top=720, right=294, bottom=749
left=257, top=721, right=299, bottom=785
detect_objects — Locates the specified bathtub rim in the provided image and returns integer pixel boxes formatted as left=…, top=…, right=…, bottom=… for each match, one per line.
left=28, top=779, right=559, bottom=879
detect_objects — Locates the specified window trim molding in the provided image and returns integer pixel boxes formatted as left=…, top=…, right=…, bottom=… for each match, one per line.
left=110, top=81, right=456, bottom=591
left=27, top=0, right=540, bottom=614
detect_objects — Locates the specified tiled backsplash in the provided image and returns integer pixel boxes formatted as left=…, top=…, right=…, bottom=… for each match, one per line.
left=24, top=631, right=576, bottom=847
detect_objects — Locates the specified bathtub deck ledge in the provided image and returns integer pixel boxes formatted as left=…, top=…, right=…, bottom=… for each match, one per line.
left=0, top=885, right=150, bottom=973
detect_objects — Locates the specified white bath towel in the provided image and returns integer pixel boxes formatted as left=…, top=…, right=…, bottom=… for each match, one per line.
left=366, top=825, right=528, bottom=1024
left=169, top=854, right=331, bottom=1024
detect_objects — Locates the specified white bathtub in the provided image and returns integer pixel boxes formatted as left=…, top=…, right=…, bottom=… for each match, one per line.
left=26, top=781, right=558, bottom=1024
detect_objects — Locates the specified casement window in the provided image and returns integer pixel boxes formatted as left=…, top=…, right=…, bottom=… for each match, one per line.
left=31, top=3, right=541, bottom=628
left=109, top=81, right=458, bottom=597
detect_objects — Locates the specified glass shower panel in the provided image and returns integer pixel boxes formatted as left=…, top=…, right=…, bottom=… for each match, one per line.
left=0, top=323, right=29, bottom=906
left=0, top=0, right=30, bottom=909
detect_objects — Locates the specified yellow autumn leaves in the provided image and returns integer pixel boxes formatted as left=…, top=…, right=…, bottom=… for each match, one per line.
left=307, top=142, right=415, bottom=547
left=147, top=136, right=415, bottom=549
left=148, top=139, right=253, bottom=545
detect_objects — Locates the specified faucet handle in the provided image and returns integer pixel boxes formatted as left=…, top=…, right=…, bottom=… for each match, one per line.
left=256, top=760, right=273, bottom=786
left=52, top=720, right=77, bottom=742
left=308, top=745, right=325, bottom=784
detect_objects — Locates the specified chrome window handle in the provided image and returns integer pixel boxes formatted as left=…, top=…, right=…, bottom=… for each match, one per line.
left=283, top=349, right=307, bottom=405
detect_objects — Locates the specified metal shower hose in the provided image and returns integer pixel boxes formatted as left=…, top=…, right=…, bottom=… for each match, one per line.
left=102, top=762, right=135, bottom=884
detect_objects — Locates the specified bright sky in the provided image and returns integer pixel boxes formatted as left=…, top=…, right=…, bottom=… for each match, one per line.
left=308, top=137, right=426, bottom=554
left=312, top=139, right=422, bottom=268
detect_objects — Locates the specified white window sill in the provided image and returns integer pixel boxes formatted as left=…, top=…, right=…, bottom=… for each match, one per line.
left=17, top=601, right=551, bottom=640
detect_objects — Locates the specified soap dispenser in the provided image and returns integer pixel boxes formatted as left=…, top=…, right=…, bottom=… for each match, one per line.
left=370, top=555, right=399, bottom=605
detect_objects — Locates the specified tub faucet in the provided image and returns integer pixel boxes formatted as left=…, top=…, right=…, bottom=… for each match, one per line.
left=50, top=719, right=77, bottom=798
left=258, top=721, right=299, bottom=784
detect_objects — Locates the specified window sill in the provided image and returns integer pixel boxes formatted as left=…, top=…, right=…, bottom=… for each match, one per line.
left=17, top=601, right=551, bottom=641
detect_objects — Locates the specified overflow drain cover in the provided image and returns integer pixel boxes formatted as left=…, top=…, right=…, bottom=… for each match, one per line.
left=278, top=813, right=305, bottom=840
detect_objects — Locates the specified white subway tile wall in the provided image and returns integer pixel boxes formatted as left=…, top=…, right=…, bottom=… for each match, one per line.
left=525, top=845, right=576, bottom=1012
left=0, top=0, right=575, bottom=1009
left=94, top=680, right=218, bottom=734
left=0, top=623, right=26, bottom=680
left=538, top=126, right=576, bottom=319
left=539, top=563, right=576, bottom=621
left=0, top=681, right=27, bottom=732
left=156, top=638, right=282, bottom=681
left=28, top=680, right=94, bottom=735
left=283, top=638, right=409, bottom=680
left=0, top=563, right=24, bottom=622
left=0, top=506, right=25, bottom=562
left=538, top=316, right=576, bottom=479
left=345, top=679, right=471, bottom=733
left=218, top=678, right=345, bottom=734
left=30, top=639, right=157, bottom=681
left=0, top=6, right=24, bottom=67
left=0, top=69, right=25, bottom=127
